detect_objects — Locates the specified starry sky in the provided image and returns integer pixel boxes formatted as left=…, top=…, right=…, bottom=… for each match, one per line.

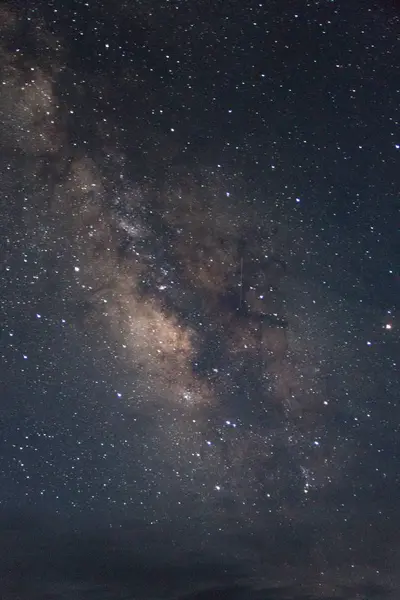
left=0, top=1, right=399, bottom=598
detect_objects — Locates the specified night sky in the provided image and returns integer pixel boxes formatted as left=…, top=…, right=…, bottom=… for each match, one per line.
left=0, top=1, right=399, bottom=598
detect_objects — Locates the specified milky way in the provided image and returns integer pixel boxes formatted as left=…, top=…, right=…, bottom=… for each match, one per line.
left=0, top=2, right=398, bottom=598
left=0, top=0, right=387, bottom=511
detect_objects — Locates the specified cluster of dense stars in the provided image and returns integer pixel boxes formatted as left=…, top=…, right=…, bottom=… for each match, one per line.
left=0, top=0, right=398, bottom=598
